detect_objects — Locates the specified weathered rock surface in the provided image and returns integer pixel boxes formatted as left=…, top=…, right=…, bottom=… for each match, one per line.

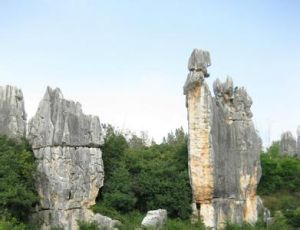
left=184, top=49, right=262, bottom=229
left=141, top=209, right=167, bottom=230
left=28, top=87, right=115, bottom=229
left=296, top=127, right=300, bottom=157
left=280, top=131, right=297, bottom=157
left=28, top=87, right=102, bottom=149
left=0, top=85, right=26, bottom=139
left=31, top=209, right=121, bottom=230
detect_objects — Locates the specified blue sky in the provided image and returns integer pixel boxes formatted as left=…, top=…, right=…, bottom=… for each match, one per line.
left=0, top=1, right=300, bottom=146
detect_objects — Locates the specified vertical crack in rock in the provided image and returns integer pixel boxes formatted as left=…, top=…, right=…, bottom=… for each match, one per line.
left=28, top=87, right=118, bottom=230
left=184, top=49, right=262, bottom=229
left=0, top=85, right=26, bottom=139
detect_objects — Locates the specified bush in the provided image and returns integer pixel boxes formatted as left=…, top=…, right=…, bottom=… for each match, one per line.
left=258, top=141, right=300, bottom=229
left=96, top=126, right=192, bottom=219
left=258, top=142, right=300, bottom=195
left=163, top=219, right=205, bottom=230
left=0, top=135, right=38, bottom=222
left=77, top=221, right=100, bottom=230
left=0, top=218, right=27, bottom=230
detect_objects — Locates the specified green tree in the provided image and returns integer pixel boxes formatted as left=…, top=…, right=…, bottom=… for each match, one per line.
left=95, top=126, right=192, bottom=220
left=258, top=141, right=300, bottom=229
left=0, top=135, right=38, bottom=223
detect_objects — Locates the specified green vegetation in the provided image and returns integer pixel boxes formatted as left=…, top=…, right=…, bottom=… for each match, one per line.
left=92, top=127, right=300, bottom=229
left=0, top=135, right=38, bottom=229
left=0, top=127, right=299, bottom=229
left=93, top=125, right=192, bottom=228
left=258, top=141, right=300, bottom=229
left=77, top=220, right=100, bottom=230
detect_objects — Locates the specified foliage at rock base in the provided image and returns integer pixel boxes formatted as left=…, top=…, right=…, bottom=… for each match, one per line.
left=0, top=135, right=38, bottom=228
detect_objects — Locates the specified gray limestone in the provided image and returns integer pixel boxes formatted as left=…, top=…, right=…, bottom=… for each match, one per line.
left=297, top=127, right=300, bottom=157
left=0, top=85, right=26, bottom=139
left=28, top=87, right=102, bottom=149
left=28, top=87, right=117, bottom=230
left=141, top=209, right=167, bottom=230
left=188, top=49, right=211, bottom=76
left=184, top=49, right=262, bottom=229
left=280, top=131, right=297, bottom=157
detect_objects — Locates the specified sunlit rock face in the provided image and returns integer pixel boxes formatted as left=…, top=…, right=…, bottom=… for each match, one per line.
left=0, top=85, right=26, bottom=139
left=28, top=87, right=106, bottom=230
left=184, top=49, right=262, bottom=229
left=280, top=131, right=297, bottom=157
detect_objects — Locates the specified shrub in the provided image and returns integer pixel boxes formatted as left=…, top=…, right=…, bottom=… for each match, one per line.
left=0, top=135, right=38, bottom=222
left=96, top=126, right=192, bottom=219
left=77, top=221, right=99, bottom=230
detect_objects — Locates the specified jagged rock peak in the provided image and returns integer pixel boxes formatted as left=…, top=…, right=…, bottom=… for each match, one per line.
left=28, top=86, right=103, bottom=149
left=0, top=85, right=26, bottom=139
left=280, top=131, right=297, bottom=157
left=213, top=77, right=253, bottom=120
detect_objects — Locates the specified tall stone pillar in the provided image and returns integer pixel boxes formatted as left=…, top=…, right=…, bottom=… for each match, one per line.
left=28, top=87, right=119, bottom=230
left=297, top=127, right=300, bottom=157
left=184, top=49, right=262, bottom=229
left=0, top=85, right=26, bottom=139
left=280, top=131, right=297, bottom=157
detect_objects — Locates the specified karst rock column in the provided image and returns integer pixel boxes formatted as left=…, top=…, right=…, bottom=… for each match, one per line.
left=297, top=127, right=300, bottom=157
left=0, top=85, right=26, bottom=139
left=28, top=87, right=105, bottom=230
left=184, top=49, right=262, bottom=229
left=280, top=131, right=297, bottom=157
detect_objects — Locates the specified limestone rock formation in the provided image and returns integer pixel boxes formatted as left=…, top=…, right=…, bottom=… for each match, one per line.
left=141, top=209, right=167, bottom=230
left=296, top=127, right=300, bottom=157
left=0, top=85, right=26, bottom=139
left=28, top=87, right=116, bottom=230
left=280, top=131, right=297, bottom=157
left=184, top=49, right=262, bottom=229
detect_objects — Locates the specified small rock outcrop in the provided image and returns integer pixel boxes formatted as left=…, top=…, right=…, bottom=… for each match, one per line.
left=0, top=85, right=26, bottom=139
left=280, top=131, right=297, bottom=157
left=141, top=209, right=167, bottom=230
left=297, top=127, right=300, bottom=157
left=28, top=87, right=116, bottom=229
left=184, top=49, right=262, bottom=229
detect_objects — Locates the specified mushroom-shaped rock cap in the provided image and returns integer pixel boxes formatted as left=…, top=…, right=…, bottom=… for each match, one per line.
left=188, top=49, right=211, bottom=73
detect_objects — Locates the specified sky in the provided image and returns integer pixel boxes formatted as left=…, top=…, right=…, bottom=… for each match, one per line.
left=0, top=1, right=300, bottom=146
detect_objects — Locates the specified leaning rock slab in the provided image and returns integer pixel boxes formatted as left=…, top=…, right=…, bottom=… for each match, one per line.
left=141, top=209, right=167, bottom=230
left=28, top=87, right=108, bottom=230
left=0, top=85, right=26, bottom=139
left=184, top=49, right=262, bottom=229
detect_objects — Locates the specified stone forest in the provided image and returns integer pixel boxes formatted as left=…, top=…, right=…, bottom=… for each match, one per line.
left=0, top=49, right=299, bottom=230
